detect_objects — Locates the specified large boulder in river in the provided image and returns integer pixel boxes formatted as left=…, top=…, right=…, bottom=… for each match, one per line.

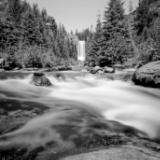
left=132, top=61, right=160, bottom=87
left=32, top=72, right=52, bottom=87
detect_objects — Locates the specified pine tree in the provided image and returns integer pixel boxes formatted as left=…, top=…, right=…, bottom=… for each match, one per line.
left=134, top=0, right=152, bottom=35
left=133, top=0, right=160, bottom=63
left=153, top=17, right=160, bottom=60
left=95, top=13, right=102, bottom=40
left=103, top=0, right=125, bottom=40
left=0, top=0, right=77, bottom=68
left=100, top=0, right=131, bottom=65
left=87, top=13, right=104, bottom=64
left=129, top=0, right=133, bottom=13
left=87, top=0, right=130, bottom=66
left=7, top=0, right=22, bottom=23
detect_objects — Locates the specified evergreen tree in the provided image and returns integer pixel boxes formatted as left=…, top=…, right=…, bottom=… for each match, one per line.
left=0, top=0, right=77, bottom=68
left=103, top=0, right=125, bottom=40
left=129, top=0, right=133, bottom=13
left=134, top=0, right=160, bottom=64
left=87, top=13, right=104, bottom=65
left=134, top=0, right=158, bottom=36
left=134, top=0, right=150, bottom=35
left=153, top=17, right=160, bottom=60
left=95, top=13, right=102, bottom=40
left=86, top=0, right=134, bottom=66
left=101, top=0, right=132, bottom=65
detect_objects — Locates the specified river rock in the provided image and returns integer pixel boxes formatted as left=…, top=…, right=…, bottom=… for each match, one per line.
left=132, top=61, right=160, bottom=87
left=57, top=66, right=72, bottom=71
left=95, top=66, right=103, bottom=72
left=32, top=72, right=52, bottom=87
left=89, top=66, right=115, bottom=74
left=89, top=66, right=103, bottom=74
left=104, top=67, right=115, bottom=73
left=3, top=65, right=12, bottom=71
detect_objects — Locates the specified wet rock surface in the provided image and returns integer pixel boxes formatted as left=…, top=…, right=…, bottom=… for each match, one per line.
left=0, top=98, right=49, bottom=135
left=32, top=72, right=52, bottom=87
left=0, top=100, right=159, bottom=160
left=132, top=61, right=160, bottom=87
left=62, top=145, right=160, bottom=160
left=88, top=66, right=115, bottom=74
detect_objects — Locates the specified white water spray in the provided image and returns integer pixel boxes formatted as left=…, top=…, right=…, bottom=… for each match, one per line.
left=1, top=73, right=160, bottom=150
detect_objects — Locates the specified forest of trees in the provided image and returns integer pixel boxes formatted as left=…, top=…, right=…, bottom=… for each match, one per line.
left=0, top=0, right=160, bottom=70
left=134, top=0, right=160, bottom=64
left=77, top=0, right=160, bottom=68
left=0, top=0, right=77, bottom=69
left=76, top=0, right=135, bottom=67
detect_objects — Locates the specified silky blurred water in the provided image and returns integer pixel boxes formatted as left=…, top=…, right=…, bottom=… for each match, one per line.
left=0, top=72, right=160, bottom=141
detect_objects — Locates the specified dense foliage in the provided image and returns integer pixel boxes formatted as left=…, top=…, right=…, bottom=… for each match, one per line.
left=1, top=0, right=160, bottom=69
left=85, top=0, right=134, bottom=67
left=134, top=0, right=160, bottom=64
left=80, top=0, right=160, bottom=67
left=0, top=0, right=77, bottom=68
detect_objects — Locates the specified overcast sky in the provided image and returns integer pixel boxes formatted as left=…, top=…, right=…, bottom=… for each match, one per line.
left=26, top=0, right=139, bottom=32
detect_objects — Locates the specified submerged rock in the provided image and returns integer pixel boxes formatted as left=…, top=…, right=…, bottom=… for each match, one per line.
left=32, top=72, right=52, bottom=87
left=132, top=61, right=160, bottom=87
left=104, top=66, right=115, bottom=73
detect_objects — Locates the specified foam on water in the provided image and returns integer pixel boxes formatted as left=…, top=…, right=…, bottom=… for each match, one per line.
left=48, top=74, right=160, bottom=139
left=0, top=73, right=160, bottom=141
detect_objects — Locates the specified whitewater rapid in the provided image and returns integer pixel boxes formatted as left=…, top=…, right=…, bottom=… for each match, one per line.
left=48, top=74, right=160, bottom=139
left=0, top=72, right=160, bottom=141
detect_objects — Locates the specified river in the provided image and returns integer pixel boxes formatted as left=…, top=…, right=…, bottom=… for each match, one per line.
left=0, top=71, right=160, bottom=159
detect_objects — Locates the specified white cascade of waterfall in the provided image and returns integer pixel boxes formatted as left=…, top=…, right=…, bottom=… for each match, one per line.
left=77, top=41, right=86, bottom=62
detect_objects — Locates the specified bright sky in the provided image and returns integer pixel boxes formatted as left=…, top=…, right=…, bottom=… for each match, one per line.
left=26, top=0, right=139, bottom=32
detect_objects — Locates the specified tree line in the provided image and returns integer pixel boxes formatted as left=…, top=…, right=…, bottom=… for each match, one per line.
left=0, top=0, right=77, bottom=69
left=77, top=0, right=134, bottom=67
left=1, top=0, right=160, bottom=69
left=134, top=0, right=160, bottom=64
left=77, top=0, right=160, bottom=68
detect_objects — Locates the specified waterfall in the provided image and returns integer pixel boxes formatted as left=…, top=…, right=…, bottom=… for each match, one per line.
left=77, top=41, right=86, bottom=62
